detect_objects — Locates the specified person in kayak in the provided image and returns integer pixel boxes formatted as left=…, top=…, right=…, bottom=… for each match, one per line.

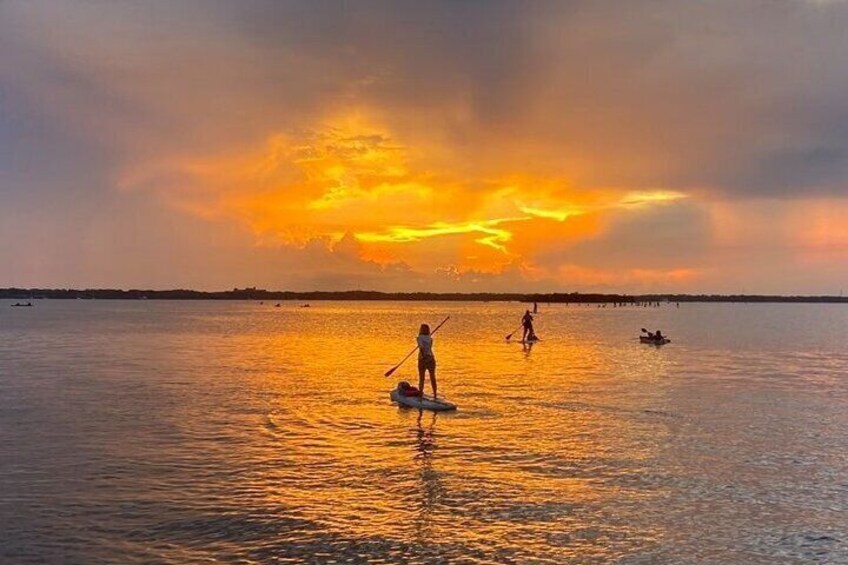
left=521, top=310, right=535, bottom=342
left=417, top=323, right=438, bottom=399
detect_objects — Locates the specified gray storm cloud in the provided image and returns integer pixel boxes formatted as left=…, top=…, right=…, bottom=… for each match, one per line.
left=1, top=0, right=847, bottom=291
left=5, top=0, right=848, bottom=195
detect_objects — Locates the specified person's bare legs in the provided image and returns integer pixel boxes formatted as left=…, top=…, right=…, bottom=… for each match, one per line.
left=417, top=357, right=427, bottom=396
left=429, top=364, right=437, bottom=398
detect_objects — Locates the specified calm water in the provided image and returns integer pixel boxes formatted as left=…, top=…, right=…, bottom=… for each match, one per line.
left=1, top=300, right=846, bottom=564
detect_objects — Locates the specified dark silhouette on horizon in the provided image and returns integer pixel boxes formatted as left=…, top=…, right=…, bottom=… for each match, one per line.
left=2, top=287, right=847, bottom=304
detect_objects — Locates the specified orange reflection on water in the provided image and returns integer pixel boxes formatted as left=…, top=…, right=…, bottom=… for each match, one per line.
left=209, top=301, right=678, bottom=561
left=6, top=300, right=845, bottom=562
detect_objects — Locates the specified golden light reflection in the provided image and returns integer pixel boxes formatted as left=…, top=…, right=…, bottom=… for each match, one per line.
left=239, top=302, right=673, bottom=555
left=619, top=191, right=687, bottom=206
left=355, top=218, right=527, bottom=253
left=519, top=205, right=587, bottom=222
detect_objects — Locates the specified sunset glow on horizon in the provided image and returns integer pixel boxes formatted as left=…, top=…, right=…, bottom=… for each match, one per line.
left=2, top=1, right=848, bottom=293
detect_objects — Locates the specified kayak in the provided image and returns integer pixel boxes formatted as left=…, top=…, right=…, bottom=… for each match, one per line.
left=390, top=388, right=457, bottom=411
left=640, top=336, right=671, bottom=345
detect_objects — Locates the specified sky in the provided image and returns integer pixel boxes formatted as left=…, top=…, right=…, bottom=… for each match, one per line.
left=1, top=0, right=847, bottom=294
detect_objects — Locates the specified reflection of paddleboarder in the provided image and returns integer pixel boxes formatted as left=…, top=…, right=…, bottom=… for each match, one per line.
left=416, top=411, right=436, bottom=457
left=521, top=310, right=535, bottom=342
left=413, top=411, right=441, bottom=540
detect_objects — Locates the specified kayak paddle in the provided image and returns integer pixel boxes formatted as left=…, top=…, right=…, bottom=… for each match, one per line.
left=384, top=316, right=450, bottom=378
left=505, top=323, right=524, bottom=341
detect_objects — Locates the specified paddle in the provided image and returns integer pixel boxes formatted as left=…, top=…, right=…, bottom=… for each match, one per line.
left=505, top=322, right=526, bottom=341
left=384, top=316, right=450, bottom=378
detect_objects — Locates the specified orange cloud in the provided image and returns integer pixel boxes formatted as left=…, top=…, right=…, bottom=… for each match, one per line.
left=619, top=191, right=687, bottom=206
left=118, top=114, right=703, bottom=286
left=355, top=218, right=526, bottom=253
left=791, top=200, right=848, bottom=260
left=552, top=265, right=704, bottom=288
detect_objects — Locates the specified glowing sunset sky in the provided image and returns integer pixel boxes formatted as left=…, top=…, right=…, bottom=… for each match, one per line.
left=2, top=1, right=847, bottom=293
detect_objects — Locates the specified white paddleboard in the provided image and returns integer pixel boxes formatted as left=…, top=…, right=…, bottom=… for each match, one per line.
left=390, top=389, right=457, bottom=411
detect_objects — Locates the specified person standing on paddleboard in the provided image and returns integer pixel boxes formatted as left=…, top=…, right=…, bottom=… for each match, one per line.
left=417, top=324, right=438, bottom=399
left=521, top=310, right=535, bottom=342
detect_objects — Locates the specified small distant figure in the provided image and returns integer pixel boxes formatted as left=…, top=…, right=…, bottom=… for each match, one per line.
left=646, top=329, right=665, bottom=340
left=533, top=301, right=538, bottom=314
left=521, top=310, right=535, bottom=342
left=301, top=304, right=310, bottom=308
left=275, top=303, right=281, bottom=308
left=417, top=324, right=437, bottom=398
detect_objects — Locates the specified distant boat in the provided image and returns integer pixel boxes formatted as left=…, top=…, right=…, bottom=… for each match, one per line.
left=640, top=336, right=671, bottom=345
left=11, top=302, right=33, bottom=307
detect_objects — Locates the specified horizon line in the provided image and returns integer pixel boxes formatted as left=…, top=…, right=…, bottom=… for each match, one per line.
left=2, top=287, right=847, bottom=302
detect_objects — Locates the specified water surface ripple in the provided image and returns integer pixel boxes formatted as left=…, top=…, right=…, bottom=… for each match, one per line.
left=1, top=301, right=846, bottom=563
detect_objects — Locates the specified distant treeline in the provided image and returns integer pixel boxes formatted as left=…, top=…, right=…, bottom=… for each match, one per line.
left=1, top=288, right=847, bottom=303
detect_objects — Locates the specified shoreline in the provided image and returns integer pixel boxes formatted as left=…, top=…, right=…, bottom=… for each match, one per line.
left=2, top=288, right=847, bottom=304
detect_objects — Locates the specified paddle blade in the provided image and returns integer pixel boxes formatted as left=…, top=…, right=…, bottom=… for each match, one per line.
left=384, top=365, right=399, bottom=378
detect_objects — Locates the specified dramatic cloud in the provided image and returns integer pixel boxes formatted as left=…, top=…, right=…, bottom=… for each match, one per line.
left=1, top=0, right=847, bottom=292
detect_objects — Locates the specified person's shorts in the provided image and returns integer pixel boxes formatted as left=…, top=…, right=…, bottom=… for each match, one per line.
left=418, top=355, right=436, bottom=374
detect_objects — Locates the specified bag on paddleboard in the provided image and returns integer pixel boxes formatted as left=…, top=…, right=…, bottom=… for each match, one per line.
left=398, top=381, right=422, bottom=397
